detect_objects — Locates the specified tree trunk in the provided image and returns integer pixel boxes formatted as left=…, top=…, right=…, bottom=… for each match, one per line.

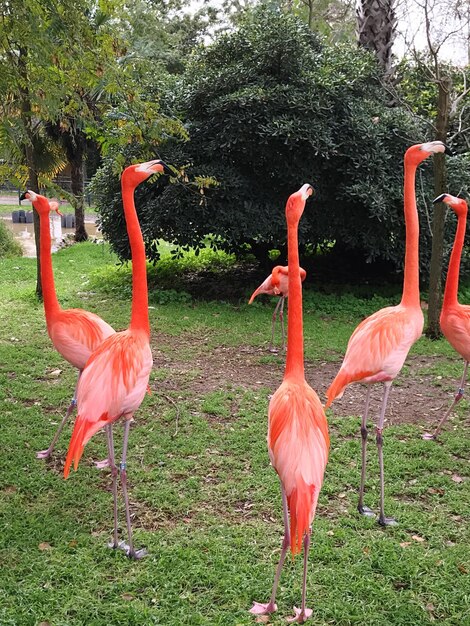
left=71, top=158, right=88, bottom=242
left=18, top=45, right=42, bottom=298
left=426, top=77, right=451, bottom=339
left=356, top=0, right=396, bottom=77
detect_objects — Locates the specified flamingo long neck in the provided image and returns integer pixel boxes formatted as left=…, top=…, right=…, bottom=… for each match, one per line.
left=443, top=210, right=466, bottom=308
left=38, top=209, right=60, bottom=322
left=401, top=158, right=421, bottom=308
left=122, top=182, right=150, bottom=336
left=284, top=216, right=304, bottom=380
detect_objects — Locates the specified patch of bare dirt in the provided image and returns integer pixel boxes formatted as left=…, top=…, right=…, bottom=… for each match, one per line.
left=151, top=332, right=466, bottom=432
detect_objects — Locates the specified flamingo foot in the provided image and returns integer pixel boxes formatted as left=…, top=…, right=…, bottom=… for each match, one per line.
left=378, top=515, right=398, bottom=527
left=108, top=540, right=147, bottom=559
left=36, top=449, right=53, bottom=459
left=250, top=601, right=277, bottom=615
left=287, top=607, right=313, bottom=623
left=94, top=458, right=110, bottom=469
left=358, top=505, right=375, bottom=517
left=422, top=432, right=436, bottom=441
left=268, top=347, right=279, bottom=354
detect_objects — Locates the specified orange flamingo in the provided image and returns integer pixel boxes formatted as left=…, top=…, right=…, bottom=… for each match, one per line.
left=249, top=265, right=307, bottom=350
left=19, top=191, right=115, bottom=459
left=423, top=193, right=469, bottom=440
left=326, top=141, right=451, bottom=526
left=64, top=159, right=171, bottom=559
left=250, top=185, right=329, bottom=624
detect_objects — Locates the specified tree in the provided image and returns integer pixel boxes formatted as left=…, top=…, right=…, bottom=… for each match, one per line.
left=356, top=0, right=397, bottom=76
left=94, top=5, right=429, bottom=277
left=396, top=0, right=470, bottom=337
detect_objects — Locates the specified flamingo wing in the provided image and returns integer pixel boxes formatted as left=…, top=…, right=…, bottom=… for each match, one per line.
left=64, top=329, right=153, bottom=476
left=326, top=305, right=424, bottom=406
left=268, top=380, right=329, bottom=554
left=441, top=304, right=470, bottom=361
left=49, top=309, right=115, bottom=369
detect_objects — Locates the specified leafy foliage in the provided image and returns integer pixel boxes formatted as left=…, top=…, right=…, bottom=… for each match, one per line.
left=94, top=6, right=460, bottom=276
left=0, top=221, right=22, bottom=258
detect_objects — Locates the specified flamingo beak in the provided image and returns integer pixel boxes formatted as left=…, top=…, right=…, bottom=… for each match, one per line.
left=444, top=145, right=453, bottom=156
left=55, top=207, right=63, bottom=217
left=433, top=193, right=448, bottom=204
left=19, top=191, right=28, bottom=202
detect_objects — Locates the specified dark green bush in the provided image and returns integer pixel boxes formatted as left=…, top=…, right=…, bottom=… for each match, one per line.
left=93, top=6, right=469, bottom=279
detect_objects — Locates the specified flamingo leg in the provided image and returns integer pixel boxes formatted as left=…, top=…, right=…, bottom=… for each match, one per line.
left=36, top=370, right=82, bottom=459
left=119, top=418, right=147, bottom=560
left=105, top=424, right=120, bottom=550
left=376, top=382, right=396, bottom=527
left=358, top=387, right=374, bottom=517
left=423, top=360, right=468, bottom=440
left=250, top=484, right=290, bottom=616
left=279, top=297, right=286, bottom=351
left=287, top=530, right=313, bottom=624
left=269, top=297, right=284, bottom=352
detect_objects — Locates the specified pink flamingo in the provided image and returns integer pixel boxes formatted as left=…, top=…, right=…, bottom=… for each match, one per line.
left=64, top=160, right=171, bottom=559
left=19, top=191, right=115, bottom=459
left=423, top=193, right=470, bottom=440
left=249, top=265, right=307, bottom=350
left=250, top=185, right=329, bottom=624
left=326, top=141, right=451, bottom=526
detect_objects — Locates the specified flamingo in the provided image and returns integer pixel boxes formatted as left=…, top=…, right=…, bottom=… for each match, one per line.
left=249, top=265, right=307, bottom=351
left=326, top=141, right=451, bottom=526
left=423, top=193, right=469, bottom=440
left=64, top=159, right=171, bottom=559
left=250, top=185, right=329, bottom=624
left=19, top=191, right=115, bottom=459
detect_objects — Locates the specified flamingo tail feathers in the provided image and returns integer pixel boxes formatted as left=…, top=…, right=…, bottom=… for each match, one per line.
left=64, top=412, right=108, bottom=478
left=325, top=371, right=350, bottom=408
left=287, top=481, right=316, bottom=555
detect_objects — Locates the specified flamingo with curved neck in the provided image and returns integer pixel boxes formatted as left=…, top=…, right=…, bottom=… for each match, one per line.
left=326, top=141, right=451, bottom=526
left=249, top=265, right=307, bottom=351
left=423, top=193, right=469, bottom=440
left=64, top=159, right=171, bottom=559
left=20, top=191, right=115, bottom=459
left=250, top=185, right=329, bottom=624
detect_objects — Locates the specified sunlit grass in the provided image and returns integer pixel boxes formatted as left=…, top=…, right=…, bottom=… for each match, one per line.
left=0, top=242, right=468, bottom=625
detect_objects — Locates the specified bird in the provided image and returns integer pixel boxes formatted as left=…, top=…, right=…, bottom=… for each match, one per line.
left=423, top=193, right=469, bottom=440
left=19, top=191, right=115, bottom=460
left=64, top=159, right=171, bottom=559
left=250, top=185, right=329, bottom=624
left=325, top=141, right=451, bottom=526
left=249, top=265, right=307, bottom=351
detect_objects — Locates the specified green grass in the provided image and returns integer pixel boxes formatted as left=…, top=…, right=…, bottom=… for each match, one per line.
left=0, top=203, right=96, bottom=215
left=0, top=243, right=469, bottom=625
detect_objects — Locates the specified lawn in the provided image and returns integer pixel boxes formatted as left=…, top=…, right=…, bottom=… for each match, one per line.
left=0, top=243, right=469, bottom=626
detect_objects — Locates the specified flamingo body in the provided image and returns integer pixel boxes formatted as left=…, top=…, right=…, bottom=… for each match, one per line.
left=64, top=329, right=153, bottom=476
left=249, top=266, right=306, bottom=350
left=325, top=141, right=451, bottom=525
left=424, top=193, right=469, bottom=439
left=269, top=378, right=329, bottom=554
left=63, top=159, right=171, bottom=559
left=249, top=266, right=306, bottom=302
left=251, top=185, right=329, bottom=623
left=20, top=191, right=115, bottom=459
left=326, top=304, right=423, bottom=405
left=48, top=308, right=115, bottom=370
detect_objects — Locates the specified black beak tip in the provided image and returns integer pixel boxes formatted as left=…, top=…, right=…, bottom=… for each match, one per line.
left=19, top=191, right=28, bottom=201
left=160, top=162, right=173, bottom=176
left=433, top=193, right=447, bottom=204
left=444, top=145, right=454, bottom=156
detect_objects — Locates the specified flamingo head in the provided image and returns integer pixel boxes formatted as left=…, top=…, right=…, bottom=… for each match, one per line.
left=19, top=191, right=63, bottom=216
left=285, top=183, right=314, bottom=225
left=433, top=193, right=467, bottom=217
left=405, top=141, right=452, bottom=165
left=121, top=159, right=172, bottom=187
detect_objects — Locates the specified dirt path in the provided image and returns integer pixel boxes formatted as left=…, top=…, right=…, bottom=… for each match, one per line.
left=150, top=333, right=464, bottom=431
